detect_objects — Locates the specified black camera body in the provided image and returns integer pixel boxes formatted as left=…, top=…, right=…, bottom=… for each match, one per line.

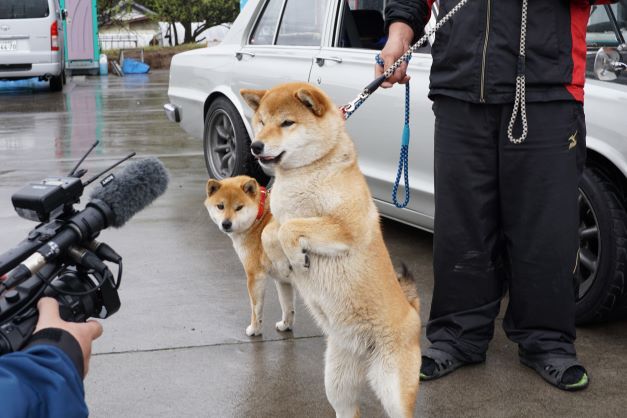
left=0, top=264, right=120, bottom=354
left=0, top=143, right=131, bottom=355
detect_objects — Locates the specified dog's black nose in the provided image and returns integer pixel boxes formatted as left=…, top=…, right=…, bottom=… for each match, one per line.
left=250, top=141, right=265, bottom=155
left=222, top=220, right=232, bottom=231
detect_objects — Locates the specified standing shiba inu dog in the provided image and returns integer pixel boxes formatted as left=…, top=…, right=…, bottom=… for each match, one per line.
left=241, top=83, right=421, bottom=418
left=204, top=176, right=295, bottom=337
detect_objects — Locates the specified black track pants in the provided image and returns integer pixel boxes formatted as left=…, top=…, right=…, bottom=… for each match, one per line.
left=428, top=96, right=586, bottom=363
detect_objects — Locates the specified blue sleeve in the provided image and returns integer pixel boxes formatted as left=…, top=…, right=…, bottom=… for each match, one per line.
left=0, top=343, right=88, bottom=418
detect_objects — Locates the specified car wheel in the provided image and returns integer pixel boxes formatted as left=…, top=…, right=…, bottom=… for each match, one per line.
left=575, top=166, right=627, bottom=324
left=50, top=75, right=63, bottom=92
left=203, top=97, right=269, bottom=184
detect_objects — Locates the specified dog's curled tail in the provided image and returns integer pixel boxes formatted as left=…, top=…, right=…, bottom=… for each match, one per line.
left=397, top=263, right=420, bottom=313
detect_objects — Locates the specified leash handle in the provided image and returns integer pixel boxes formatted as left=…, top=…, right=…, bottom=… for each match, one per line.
left=378, top=52, right=411, bottom=208
left=392, top=144, right=410, bottom=208
left=341, top=0, right=471, bottom=120
left=365, top=75, right=387, bottom=95
left=392, top=83, right=411, bottom=208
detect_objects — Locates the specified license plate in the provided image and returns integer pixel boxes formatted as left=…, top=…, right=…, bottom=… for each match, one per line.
left=0, top=41, right=17, bottom=51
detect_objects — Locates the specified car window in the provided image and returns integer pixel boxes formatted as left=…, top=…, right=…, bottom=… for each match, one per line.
left=334, top=0, right=431, bottom=53
left=0, top=0, right=50, bottom=19
left=335, top=0, right=386, bottom=50
left=276, top=0, right=328, bottom=46
left=249, top=0, right=284, bottom=45
left=587, top=1, right=627, bottom=48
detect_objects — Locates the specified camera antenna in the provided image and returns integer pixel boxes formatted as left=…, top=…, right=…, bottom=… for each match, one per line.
left=82, top=152, right=136, bottom=187
left=68, top=140, right=100, bottom=177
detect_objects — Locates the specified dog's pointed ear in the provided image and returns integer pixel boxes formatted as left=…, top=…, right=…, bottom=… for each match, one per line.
left=206, top=179, right=221, bottom=197
left=240, top=89, right=267, bottom=112
left=295, top=87, right=327, bottom=117
left=242, top=178, right=258, bottom=197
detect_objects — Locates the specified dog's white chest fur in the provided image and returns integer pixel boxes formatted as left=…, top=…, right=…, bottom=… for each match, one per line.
left=271, top=178, right=323, bottom=221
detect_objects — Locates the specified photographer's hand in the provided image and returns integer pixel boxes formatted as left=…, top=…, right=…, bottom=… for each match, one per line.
left=34, top=297, right=103, bottom=376
left=0, top=297, right=100, bottom=417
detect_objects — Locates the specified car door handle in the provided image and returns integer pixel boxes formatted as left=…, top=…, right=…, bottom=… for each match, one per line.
left=235, top=50, right=255, bottom=60
left=0, top=35, right=28, bottom=40
left=315, top=56, right=343, bottom=66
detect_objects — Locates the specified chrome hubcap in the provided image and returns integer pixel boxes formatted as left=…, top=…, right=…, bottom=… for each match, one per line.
left=207, top=110, right=236, bottom=178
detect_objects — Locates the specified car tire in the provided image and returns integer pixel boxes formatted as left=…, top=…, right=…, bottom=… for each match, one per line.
left=50, top=75, right=63, bottom=92
left=203, top=97, right=269, bottom=185
left=575, top=165, right=627, bottom=324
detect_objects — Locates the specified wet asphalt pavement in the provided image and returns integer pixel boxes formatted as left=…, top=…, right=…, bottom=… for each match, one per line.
left=0, top=71, right=626, bottom=417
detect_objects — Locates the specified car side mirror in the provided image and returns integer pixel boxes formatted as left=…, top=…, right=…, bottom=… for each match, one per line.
left=594, top=47, right=627, bottom=81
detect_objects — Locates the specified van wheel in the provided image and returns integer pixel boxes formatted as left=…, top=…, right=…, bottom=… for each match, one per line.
left=50, top=75, right=63, bottom=92
left=575, top=166, right=627, bottom=324
left=203, top=97, right=269, bottom=185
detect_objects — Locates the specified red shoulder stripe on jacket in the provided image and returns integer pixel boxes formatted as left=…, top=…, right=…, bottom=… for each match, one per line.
left=565, top=3, right=590, bottom=102
left=426, top=0, right=435, bottom=22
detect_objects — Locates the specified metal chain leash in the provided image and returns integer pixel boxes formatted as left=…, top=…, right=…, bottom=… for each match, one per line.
left=340, top=0, right=471, bottom=119
left=507, top=0, right=529, bottom=143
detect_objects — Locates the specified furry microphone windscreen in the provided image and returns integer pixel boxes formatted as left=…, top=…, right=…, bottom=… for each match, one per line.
left=89, top=157, right=170, bottom=228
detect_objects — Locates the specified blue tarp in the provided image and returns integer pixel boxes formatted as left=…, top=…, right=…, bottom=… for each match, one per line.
left=122, top=58, right=150, bottom=74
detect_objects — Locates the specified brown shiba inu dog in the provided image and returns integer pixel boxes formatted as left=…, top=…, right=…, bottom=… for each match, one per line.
left=241, top=83, right=421, bottom=418
left=204, top=176, right=295, bottom=337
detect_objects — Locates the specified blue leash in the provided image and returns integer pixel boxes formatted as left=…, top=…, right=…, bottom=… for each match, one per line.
left=341, top=1, right=473, bottom=207
left=375, top=54, right=410, bottom=209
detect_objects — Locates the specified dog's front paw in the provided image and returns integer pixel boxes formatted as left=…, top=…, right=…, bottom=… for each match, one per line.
left=302, top=247, right=310, bottom=269
left=275, top=320, right=293, bottom=332
left=246, top=323, right=262, bottom=337
left=279, top=226, right=310, bottom=271
left=289, top=247, right=310, bottom=271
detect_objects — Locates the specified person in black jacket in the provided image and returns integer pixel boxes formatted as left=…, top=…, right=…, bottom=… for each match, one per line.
left=0, top=297, right=102, bottom=417
left=377, top=0, right=616, bottom=391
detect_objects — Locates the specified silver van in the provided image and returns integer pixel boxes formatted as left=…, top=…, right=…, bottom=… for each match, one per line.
left=0, top=0, right=66, bottom=91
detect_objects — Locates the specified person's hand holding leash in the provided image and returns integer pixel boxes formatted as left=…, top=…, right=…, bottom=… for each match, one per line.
left=377, top=22, right=414, bottom=88
left=35, top=297, right=103, bottom=376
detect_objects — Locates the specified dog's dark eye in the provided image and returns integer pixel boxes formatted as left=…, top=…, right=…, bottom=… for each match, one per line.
left=281, top=120, right=295, bottom=128
left=259, top=120, right=265, bottom=126
left=217, top=203, right=224, bottom=210
left=235, top=205, right=244, bottom=212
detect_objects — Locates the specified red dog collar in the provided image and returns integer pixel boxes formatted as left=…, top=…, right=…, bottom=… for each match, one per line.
left=256, top=186, right=267, bottom=221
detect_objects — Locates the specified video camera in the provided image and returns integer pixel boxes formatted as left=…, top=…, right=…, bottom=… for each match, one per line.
left=0, top=142, right=169, bottom=354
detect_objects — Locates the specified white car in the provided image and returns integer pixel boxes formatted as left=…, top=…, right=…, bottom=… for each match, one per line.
left=166, top=0, right=627, bottom=324
left=0, top=0, right=67, bottom=91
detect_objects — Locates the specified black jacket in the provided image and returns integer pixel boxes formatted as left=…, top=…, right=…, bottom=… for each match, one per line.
left=385, top=0, right=615, bottom=103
